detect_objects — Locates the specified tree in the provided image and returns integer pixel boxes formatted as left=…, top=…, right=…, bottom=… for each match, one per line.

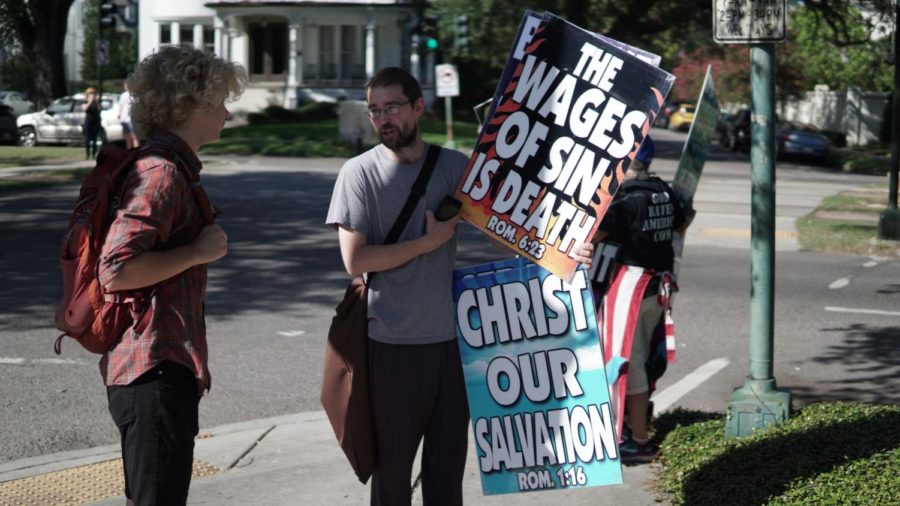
left=81, top=0, right=138, bottom=90
left=785, top=4, right=892, bottom=92
left=431, top=0, right=716, bottom=116
left=0, top=0, right=75, bottom=107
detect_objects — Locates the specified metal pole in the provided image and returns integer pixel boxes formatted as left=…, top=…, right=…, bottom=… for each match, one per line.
left=878, top=0, right=900, bottom=239
left=444, top=95, right=455, bottom=149
left=725, top=43, right=791, bottom=439
left=749, top=43, right=775, bottom=382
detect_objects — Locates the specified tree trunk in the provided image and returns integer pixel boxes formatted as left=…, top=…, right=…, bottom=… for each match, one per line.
left=9, top=0, right=74, bottom=107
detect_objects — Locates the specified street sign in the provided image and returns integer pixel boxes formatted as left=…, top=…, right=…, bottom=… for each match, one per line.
left=435, top=63, right=459, bottom=97
left=95, top=40, right=110, bottom=66
left=713, top=0, right=786, bottom=44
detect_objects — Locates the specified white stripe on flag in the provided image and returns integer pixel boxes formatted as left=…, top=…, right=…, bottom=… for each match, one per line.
left=610, top=267, right=643, bottom=358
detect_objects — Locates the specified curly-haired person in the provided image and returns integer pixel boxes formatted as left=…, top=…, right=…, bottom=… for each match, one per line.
left=96, top=46, right=246, bottom=506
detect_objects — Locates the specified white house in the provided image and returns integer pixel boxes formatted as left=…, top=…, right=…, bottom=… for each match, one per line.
left=138, top=0, right=433, bottom=112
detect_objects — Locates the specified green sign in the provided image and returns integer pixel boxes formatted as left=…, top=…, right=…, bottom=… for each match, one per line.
left=672, top=65, right=720, bottom=206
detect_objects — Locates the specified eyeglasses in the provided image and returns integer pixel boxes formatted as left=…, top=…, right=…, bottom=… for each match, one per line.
left=365, top=100, right=411, bottom=119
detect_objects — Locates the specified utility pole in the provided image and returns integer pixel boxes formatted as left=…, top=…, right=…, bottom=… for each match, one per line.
left=713, top=0, right=792, bottom=439
left=878, top=0, right=900, bottom=240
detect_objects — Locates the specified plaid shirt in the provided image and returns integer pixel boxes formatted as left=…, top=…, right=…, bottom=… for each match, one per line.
left=97, top=130, right=211, bottom=392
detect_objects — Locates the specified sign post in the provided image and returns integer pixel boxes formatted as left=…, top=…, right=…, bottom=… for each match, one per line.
left=713, top=0, right=793, bottom=439
left=435, top=63, right=460, bottom=149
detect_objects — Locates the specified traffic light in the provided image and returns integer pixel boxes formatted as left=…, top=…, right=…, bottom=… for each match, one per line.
left=99, top=0, right=118, bottom=30
left=454, top=15, right=469, bottom=50
left=422, top=14, right=439, bottom=51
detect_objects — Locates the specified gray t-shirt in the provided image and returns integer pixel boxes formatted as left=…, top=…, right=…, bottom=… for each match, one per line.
left=326, top=143, right=468, bottom=344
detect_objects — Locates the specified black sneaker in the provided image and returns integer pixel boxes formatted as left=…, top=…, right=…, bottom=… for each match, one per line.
left=619, top=436, right=658, bottom=464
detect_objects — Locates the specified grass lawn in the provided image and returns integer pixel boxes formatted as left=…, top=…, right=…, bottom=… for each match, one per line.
left=0, top=146, right=84, bottom=169
left=796, top=184, right=899, bottom=257
left=201, top=114, right=482, bottom=157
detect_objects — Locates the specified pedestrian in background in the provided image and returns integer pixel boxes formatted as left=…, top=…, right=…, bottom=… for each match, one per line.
left=594, top=136, right=693, bottom=463
left=98, top=46, right=245, bottom=506
left=118, top=82, right=139, bottom=149
left=81, top=87, right=101, bottom=159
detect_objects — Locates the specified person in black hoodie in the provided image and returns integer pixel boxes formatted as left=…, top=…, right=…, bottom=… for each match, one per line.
left=595, top=136, right=694, bottom=463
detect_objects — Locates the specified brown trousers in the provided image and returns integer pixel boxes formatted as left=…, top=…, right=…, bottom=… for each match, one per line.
left=367, top=338, right=470, bottom=506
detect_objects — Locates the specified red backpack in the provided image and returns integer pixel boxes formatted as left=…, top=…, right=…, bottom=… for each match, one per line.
left=53, top=144, right=214, bottom=354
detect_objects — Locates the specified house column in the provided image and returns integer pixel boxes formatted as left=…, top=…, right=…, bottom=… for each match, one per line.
left=171, top=21, right=181, bottom=45
left=214, top=17, right=224, bottom=57
left=193, top=24, right=203, bottom=49
left=286, top=22, right=302, bottom=108
left=365, top=19, right=376, bottom=78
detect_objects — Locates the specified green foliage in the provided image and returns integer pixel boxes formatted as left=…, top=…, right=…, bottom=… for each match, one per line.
left=81, top=0, right=138, bottom=87
left=202, top=114, right=482, bottom=157
left=430, top=0, right=714, bottom=115
left=659, top=402, right=900, bottom=506
left=786, top=5, right=892, bottom=92
left=246, top=102, right=338, bottom=125
left=0, top=52, right=34, bottom=94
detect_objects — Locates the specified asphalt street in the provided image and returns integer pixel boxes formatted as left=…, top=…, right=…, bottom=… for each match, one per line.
left=1, top=129, right=897, bottom=464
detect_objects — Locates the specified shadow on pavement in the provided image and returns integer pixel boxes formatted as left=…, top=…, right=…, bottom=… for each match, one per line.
left=0, top=167, right=505, bottom=333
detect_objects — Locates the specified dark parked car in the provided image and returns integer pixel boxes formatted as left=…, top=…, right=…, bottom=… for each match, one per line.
left=776, top=122, right=830, bottom=163
left=722, top=108, right=751, bottom=151
left=654, top=102, right=676, bottom=128
left=715, top=111, right=734, bottom=145
left=0, top=105, right=18, bottom=144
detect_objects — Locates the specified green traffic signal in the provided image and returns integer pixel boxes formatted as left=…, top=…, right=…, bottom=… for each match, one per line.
left=426, top=37, right=439, bottom=50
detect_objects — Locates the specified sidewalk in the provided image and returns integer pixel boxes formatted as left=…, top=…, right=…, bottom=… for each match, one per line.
left=0, top=411, right=667, bottom=505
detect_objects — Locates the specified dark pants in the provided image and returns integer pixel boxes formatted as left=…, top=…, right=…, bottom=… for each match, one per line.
left=83, top=120, right=100, bottom=159
left=368, top=339, right=470, bottom=506
left=107, top=361, right=201, bottom=506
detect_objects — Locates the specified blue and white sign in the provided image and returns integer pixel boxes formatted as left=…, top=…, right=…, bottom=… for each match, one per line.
left=453, top=257, right=623, bottom=495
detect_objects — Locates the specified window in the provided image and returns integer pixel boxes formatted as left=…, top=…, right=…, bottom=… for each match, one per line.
left=203, top=26, right=215, bottom=53
left=318, top=26, right=336, bottom=80
left=307, top=24, right=365, bottom=83
left=160, top=24, right=172, bottom=47
left=180, top=26, right=194, bottom=48
left=249, top=22, right=287, bottom=79
left=47, top=98, right=74, bottom=115
left=340, top=26, right=364, bottom=81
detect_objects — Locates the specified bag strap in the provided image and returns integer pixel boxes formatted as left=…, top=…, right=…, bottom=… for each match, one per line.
left=368, top=144, right=441, bottom=283
left=384, top=144, right=441, bottom=245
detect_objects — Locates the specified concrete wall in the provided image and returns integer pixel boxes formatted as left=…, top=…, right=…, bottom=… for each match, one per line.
left=780, top=86, right=889, bottom=146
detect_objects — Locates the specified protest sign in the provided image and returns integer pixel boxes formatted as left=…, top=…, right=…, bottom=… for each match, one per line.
left=672, top=65, right=720, bottom=208
left=453, top=11, right=674, bottom=282
left=454, top=258, right=623, bottom=495
left=671, top=65, right=720, bottom=273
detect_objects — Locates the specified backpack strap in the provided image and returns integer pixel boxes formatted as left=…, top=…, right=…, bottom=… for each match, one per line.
left=135, top=146, right=215, bottom=225
left=368, top=144, right=442, bottom=284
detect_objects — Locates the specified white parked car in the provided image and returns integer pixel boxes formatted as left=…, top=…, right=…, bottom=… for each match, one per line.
left=0, top=91, right=34, bottom=116
left=17, top=93, right=123, bottom=147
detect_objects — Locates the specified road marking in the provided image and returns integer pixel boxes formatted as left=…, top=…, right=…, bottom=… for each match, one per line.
left=33, top=358, right=84, bottom=365
left=653, top=358, right=730, bottom=413
left=828, top=277, right=850, bottom=289
left=863, top=260, right=877, bottom=268
left=0, top=357, right=85, bottom=366
left=825, top=306, right=900, bottom=317
left=277, top=330, right=306, bottom=337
